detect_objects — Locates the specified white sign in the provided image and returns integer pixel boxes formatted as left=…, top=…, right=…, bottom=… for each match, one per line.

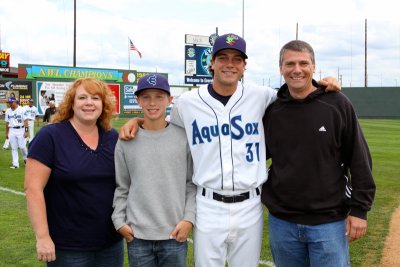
left=185, top=34, right=210, bottom=46
left=36, top=81, right=72, bottom=115
left=185, top=60, right=196, bottom=75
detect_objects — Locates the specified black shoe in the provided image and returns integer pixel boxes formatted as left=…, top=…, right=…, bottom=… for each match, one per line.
left=10, top=165, right=19, bottom=169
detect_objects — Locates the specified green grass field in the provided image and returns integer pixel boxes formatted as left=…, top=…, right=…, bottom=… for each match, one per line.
left=0, top=118, right=399, bottom=267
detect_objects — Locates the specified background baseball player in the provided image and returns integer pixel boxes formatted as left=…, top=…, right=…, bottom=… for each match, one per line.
left=23, top=98, right=39, bottom=143
left=5, top=97, right=28, bottom=168
left=120, top=33, right=340, bottom=267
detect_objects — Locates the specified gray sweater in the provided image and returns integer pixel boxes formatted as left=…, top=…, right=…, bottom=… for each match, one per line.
left=112, top=124, right=196, bottom=240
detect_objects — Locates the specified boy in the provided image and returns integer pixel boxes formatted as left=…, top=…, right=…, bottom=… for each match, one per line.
left=112, top=73, right=196, bottom=267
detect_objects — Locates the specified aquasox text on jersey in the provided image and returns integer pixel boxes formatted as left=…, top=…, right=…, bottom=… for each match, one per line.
left=191, top=115, right=261, bottom=163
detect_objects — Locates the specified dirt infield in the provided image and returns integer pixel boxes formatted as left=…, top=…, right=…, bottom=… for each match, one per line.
left=379, top=206, right=400, bottom=267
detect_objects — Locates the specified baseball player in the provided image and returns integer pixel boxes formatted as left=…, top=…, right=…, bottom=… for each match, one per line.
left=119, top=33, right=341, bottom=267
left=23, top=98, right=39, bottom=143
left=5, top=97, right=28, bottom=168
left=170, top=33, right=274, bottom=267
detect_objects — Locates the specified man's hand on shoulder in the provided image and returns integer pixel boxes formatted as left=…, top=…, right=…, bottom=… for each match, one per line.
left=319, top=76, right=341, bottom=92
left=119, top=118, right=144, bottom=140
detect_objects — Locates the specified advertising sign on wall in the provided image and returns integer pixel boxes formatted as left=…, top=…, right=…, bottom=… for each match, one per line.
left=0, top=79, right=33, bottom=113
left=0, top=52, right=10, bottom=73
left=122, top=84, right=141, bottom=115
left=36, top=81, right=72, bottom=115
left=19, top=64, right=138, bottom=84
left=107, top=84, right=121, bottom=114
left=36, top=81, right=121, bottom=115
left=184, top=45, right=212, bottom=85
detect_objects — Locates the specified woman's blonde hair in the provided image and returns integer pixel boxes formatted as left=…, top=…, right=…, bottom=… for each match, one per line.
left=51, top=78, right=115, bottom=131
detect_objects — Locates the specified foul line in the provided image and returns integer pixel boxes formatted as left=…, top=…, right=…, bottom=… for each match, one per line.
left=0, top=186, right=25, bottom=196
left=0, top=187, right=275, bottom=266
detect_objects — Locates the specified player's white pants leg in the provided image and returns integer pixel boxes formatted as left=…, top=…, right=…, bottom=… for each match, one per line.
left=28, top=120, right=35, bottom=142
left=9, top=132, right=20, bottom=167
left=9, top=130, right=27, bottom=167
left=194, top=194, right=264, bottom=267
left=19, top=140, right=28, bottom=161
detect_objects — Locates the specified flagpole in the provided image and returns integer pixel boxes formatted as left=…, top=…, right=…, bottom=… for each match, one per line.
left=128, top=37, right=131, bottom=70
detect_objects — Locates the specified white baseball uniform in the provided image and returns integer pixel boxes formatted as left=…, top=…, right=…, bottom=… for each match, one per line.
left=170, top=82, right=277, bottom=267
left=24, top=105, right=38, bottom=142
left=5, top=106, right=28, bottom=168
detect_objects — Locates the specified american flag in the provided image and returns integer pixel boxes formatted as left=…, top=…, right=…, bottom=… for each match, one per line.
left=129, top=39, right=142, bottom=58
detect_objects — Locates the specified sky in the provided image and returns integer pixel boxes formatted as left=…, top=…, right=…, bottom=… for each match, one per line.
left=1, top=0, right=400, bottom=88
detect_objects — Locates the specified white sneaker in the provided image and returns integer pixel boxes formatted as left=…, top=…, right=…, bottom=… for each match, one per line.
left=10, top=165, right=19, bottom=169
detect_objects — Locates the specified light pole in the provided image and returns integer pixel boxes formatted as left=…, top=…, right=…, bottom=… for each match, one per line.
left=73, top=0, right=76, bottom=67
left=242, top=0, right=244, bottom=38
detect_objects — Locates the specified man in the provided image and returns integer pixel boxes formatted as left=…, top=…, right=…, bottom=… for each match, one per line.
left=5, top=97, right=28, bottom=168
left=169, top=34, right=276, bottom=267
left=261, top=40, right=375, bottom=267
left=24, top=98, right=39, bottom=142
left=120, top=33, right=341, bottom=266
left=43, top=100, right=56, bottom=124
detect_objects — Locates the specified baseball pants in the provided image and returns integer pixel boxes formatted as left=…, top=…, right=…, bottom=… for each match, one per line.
left=9, top=128, right=28, bottom=168
left=27, top=120, right=35, bottom=142
left=194, top=188, right=264, bottom=267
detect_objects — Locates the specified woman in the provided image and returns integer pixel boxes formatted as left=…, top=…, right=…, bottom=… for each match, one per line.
left=24, top=78, right=124, bottom=266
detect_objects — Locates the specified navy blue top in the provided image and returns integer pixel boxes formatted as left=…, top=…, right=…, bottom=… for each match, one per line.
left=28, top=121, right=122, bottom=251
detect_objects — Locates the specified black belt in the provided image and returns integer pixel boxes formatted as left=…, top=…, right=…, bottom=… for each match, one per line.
left=202, top=188, right=260, bottom=203
left=12, top=126, right=22, bottom=129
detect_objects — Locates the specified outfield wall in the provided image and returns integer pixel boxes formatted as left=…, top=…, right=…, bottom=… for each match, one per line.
left=342, top=87, right=400, bottom=118
left=1, top=75, right=399, bottom=118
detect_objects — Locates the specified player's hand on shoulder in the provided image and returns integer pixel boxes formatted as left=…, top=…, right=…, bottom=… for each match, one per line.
left=319, top=76, right=341, bottom=92
left=119, top=118, right=144, bottom=140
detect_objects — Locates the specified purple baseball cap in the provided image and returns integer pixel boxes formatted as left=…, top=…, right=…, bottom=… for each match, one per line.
left=135, top=74, right=170, bottom=96
left=212, top=33, right=248, bottom=59
left=7, top=97, right=17, bottom=103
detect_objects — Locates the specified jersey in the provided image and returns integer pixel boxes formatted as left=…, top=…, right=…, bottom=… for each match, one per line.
left=170, top=83, right=277, bottom=192
left=24, top=105, right=38, bottom=121
left=5, top=106, right=27, bottom=128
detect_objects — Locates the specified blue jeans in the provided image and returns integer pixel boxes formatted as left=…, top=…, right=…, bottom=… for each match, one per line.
left=268, top=213, right=350, bottom=267
left=47, top=239, right=124, bottom=267
left=127, top=238, right=187, bottom=267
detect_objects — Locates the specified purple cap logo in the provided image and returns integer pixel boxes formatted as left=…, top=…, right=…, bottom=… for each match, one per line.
left=225, top=34, right=239, bottom=46
left=146, top=74, right=158, bottom=86
left=212, top=33, right=248, bottom=59
left=135, top=73, right=170, bottom=96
